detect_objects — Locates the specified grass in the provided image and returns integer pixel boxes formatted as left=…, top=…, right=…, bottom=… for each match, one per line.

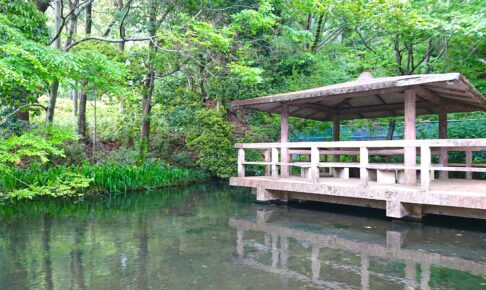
left=1, top=163, right=210, bottom=196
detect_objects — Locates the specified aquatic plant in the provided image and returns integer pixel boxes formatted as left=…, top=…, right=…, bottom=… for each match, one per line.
left=1, top=163, right=210, bottom=200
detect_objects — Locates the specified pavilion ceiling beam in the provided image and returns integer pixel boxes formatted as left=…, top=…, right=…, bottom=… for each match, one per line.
left=426, top=87, right=470, bottom=98
left=426, top=83, right=465, bottom=93
left=336, top=101, right=430, bottom=115
left=415, top=86, right=443, bottom=105
left=286, top=86, right=407, bottom=105
left=439, top=94, right=484, bottom=106
left=297, top=102, right=337, bottom=114
left=375, top=94, right=396, bottom=115
left=425, top=84, right=486, bottom=109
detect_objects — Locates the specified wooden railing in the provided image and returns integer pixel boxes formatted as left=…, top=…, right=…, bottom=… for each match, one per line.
left=235, top=139, right=486, bottom=191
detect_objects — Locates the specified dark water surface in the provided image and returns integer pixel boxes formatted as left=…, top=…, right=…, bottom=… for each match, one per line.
left=0, top=182, right=485, bottom=290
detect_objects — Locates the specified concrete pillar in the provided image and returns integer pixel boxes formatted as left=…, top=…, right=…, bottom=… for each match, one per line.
left=404, top=88, right=417, bottom=185
left=281, top=104, right=289, bottom=177
left=361, top=253, right=369, bottom=290
left=311, top=244, right=321, bottom=282
left=438, top=107, right=448, bottom=179
left=271, top=233, right=280, bottom=269
left=236, top=229, right=244, bottom=258
left=280, top=236, right=289, bottom=270
left=405, top=261, right=417, bottom=290
left=421, top=262, right=431, bottom=290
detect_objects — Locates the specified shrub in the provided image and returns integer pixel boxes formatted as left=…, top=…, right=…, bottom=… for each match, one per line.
left=186, top=109, right=236, bottom=178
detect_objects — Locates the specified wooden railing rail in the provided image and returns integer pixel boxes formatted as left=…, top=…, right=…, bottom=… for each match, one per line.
left=236, top=139, right=486, bottom=191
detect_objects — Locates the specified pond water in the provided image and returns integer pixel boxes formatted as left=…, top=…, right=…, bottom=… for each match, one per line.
left=0, top=182, right=485, bottom=290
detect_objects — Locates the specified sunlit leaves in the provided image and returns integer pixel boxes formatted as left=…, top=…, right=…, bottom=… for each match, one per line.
left=228, top=62, right=264, bottom=85
left=231, top=0, right=278, bottom=36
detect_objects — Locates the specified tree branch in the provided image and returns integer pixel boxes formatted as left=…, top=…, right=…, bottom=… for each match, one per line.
left=0, top=104, right=48, bottom=127
left=49, top=0, right=93, bottom=45
left=356, top=29, right=374, bottom=52
left=64, top=35, right=159, bottom=51
left=119, top=0, right=134, bottom=40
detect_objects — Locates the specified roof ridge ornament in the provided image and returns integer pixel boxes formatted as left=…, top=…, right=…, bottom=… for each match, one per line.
left=357, top=71, right=374, bottom=81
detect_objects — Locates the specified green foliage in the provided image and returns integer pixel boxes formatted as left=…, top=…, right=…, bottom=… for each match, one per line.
left=73, top=48, right=128, bottom=96
left=6, top=172, right=91, bottom=200
left=0, top=125, right=76, bottom=171
left=2, top=0, right=486, bottom=192
left=1, top=163, right=209, bottom=200
left=186, top=109, right=236, bottom=178
left=232, top=0, right=278, bottom=36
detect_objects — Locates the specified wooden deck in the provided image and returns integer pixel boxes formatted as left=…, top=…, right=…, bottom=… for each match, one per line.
left=231, top=139, right=486, bottom=220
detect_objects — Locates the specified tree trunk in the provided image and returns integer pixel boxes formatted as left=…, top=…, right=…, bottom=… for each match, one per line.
left=311, top=13, right=324, bottom=53
left=15, top=108, right=30, bottom=122
left=140, top=70, right=155, bottom=146
left=66, top=1, right=79, bottom=122
left=117, top=0, right=126, bottom=52
left=46, top=81, right=59, bottom=123
left=85, top=2, right=92, bottom=35
left=139, top=4, right=157, bottom=154
left=77, top=2, right=92, bottom=138
left=78, top=86, right=87, bottom=138
left=34, top=0, right=51, bottom=13
left=71, top=89, right=78, bottom=120
left=46, top=0, right=62, bottom=124
left=117, top=0, right=126, bottom=112
left=386, top=120, right=396, bottom=140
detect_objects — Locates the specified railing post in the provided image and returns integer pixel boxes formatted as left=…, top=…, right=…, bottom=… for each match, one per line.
left=466, top=149, right=473, bottom=179
left=421, top=145, right=431, bottom=191
left=238, top=148, right=245, bottom=177
left=264, top=149, right=271, bottom=176
left=310, top=146, right=320, bottom=183
left=281, top=146, right=289, bottom=177
left=271, top=147, right=279, bottom=178
left=360, top=147, right=369, bottom=186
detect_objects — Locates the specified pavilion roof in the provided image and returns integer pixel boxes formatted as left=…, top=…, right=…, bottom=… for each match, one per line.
left=230, top=72, right=486, bottom=121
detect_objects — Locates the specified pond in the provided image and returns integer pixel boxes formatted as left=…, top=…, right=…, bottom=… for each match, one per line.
left=0, top=182, right=485, bottom=290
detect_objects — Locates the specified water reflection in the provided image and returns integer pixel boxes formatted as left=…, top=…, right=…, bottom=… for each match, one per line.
left=230, top=207, right=486, bottom=290
left=0, top=183, right=484, bottom=289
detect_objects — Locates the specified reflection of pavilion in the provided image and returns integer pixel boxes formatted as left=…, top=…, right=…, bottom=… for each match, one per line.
left=229, top=209, right=486, bottom=289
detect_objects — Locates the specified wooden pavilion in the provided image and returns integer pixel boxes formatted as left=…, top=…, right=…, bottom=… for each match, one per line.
left=229, top=72, right=486, bottom=219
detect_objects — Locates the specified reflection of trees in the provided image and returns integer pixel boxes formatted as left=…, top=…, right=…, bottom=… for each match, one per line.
left=69, top=224, right=86, bottom=290
left=7, top=219, right=29, bottom=290
left=42, top=213, right=54, bottom=290
left=137, top=215, right=149, bottom=290
left=0, top=183, right=254, bottom=288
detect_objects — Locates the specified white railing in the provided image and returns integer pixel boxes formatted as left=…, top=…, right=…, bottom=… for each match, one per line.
left=235, top=139, right=486, bottom=191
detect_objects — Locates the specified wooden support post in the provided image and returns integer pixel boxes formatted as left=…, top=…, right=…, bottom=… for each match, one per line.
left=238, top=148, right=245, bottom=177
left=271, top=147, right=279, bottom=178
left=404, top=88, right=417, bottom=186
left=438, top=108, right=448, bottom=179
left=310, top=146, right=320, bottom=183
left=466, top=149, right=473, bottom=179
left=360, top=147, right=369, bottom=186
left=281, top=104, right=290, bottom=177
left=264, top=149, right=271, bottom=176
left=421, top=145, right=431, bottom=191
left=333, top=115, right=340, bottom=162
